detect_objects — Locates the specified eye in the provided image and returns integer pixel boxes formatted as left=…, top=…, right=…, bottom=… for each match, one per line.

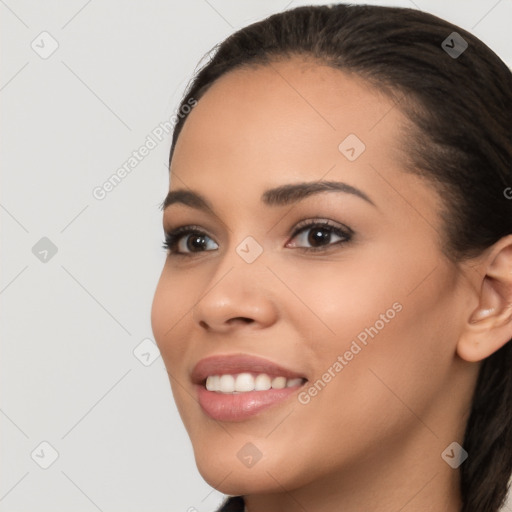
left=286, top=219, right=353, bottom=252
left=162, top=225, right=218, bottom=256
left=162, top=219, right=353, bottom=257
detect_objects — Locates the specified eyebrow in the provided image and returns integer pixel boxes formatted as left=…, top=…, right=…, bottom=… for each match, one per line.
left=160, top=180, right=376, bottom=213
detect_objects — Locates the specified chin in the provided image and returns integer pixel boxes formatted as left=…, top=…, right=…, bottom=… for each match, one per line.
left=195, top=455, right=285, bottom=495
left=191, top=436, right=316, bottom=496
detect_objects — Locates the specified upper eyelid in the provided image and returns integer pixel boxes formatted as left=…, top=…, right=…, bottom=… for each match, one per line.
left=164, top=219, right=352, bottom=237
left=292, top=218, right=354, bottom=235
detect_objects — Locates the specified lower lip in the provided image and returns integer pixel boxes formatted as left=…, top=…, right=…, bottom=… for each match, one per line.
left=196, top=383, right=304, bottom=422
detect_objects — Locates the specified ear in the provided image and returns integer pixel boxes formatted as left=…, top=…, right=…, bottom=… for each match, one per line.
left=457, top=234, right=512, bottom=362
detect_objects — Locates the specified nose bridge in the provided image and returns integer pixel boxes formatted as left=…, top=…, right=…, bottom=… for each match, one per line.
left=215, top=213, right=269, bottom=278
left=191, top=233, right=277, bottom=329
left=208, top=234, right=269, bottom=301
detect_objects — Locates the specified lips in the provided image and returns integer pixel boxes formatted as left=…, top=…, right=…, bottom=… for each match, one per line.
left=191, top=353, right=308, bottom=422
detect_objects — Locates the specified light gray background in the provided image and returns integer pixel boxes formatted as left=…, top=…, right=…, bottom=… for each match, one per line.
left=1, top=1, right=511, bottom=511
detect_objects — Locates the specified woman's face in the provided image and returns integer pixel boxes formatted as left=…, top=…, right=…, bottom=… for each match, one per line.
left=151, top=59, right=476, bottom=497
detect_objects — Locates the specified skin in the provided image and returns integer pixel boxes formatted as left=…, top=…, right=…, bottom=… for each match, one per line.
left=151, top=57, right=512, bottom=512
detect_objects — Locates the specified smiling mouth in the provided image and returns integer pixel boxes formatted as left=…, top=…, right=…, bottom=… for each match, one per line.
left=203, top=373, right=308, bottom=393
left=192, top=353, right=309, bottom=421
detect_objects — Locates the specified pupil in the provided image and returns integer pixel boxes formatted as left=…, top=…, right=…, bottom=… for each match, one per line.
left=189, top=235, right=206, bottom=251
left=309, top=228, right=329, bottom=247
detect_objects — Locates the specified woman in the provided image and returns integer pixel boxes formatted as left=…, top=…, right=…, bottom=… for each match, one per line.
left=151, top=4, right=512, bottom=511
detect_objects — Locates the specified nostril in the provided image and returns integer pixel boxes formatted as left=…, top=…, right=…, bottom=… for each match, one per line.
left=230, top=317, right=253, bottom=325
left=198, top=318, right=253, bottom=330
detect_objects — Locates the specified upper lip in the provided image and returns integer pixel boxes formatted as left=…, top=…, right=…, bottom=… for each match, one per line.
left=191, top=353, right=307, bottom=385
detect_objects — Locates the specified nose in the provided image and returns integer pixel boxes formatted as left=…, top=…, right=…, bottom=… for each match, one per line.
left=192, top=262, right=279, bottom=334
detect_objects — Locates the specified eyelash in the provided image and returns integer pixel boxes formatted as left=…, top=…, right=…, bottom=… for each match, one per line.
left=162, top=219, right=353, bottom=257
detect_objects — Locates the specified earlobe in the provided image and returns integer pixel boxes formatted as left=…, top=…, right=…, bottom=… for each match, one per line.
left=457, top=235, right=512, bottom=363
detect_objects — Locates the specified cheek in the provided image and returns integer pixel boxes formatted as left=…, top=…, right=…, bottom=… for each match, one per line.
left=151, top=271, right=201, bottom=425
left=277, top=250, right=405, bottom=348
left=150, top=267, right=191, bottom=364
left=291, top=246, right=457, bottom=405
left=303, top=259, right=460, bottom=435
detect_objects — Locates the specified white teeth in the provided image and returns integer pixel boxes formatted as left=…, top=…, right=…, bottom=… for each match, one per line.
left=205, top=373, right=305, bottom=393
left=271, top=376, right=287, bottom=389
left=205, top=375, right=216, bottom=391
left=254, top=374, right=271, bottom=391
left=234, top=373, right=254, bottom=392
left=286, top=378, right=303, bottom=388
left=219, top=374, right=235, bottom=393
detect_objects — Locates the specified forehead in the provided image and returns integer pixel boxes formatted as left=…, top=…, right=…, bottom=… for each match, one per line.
left=168, top=58, right=436, bottom=222
left=171, top=57, right=408, bottom=176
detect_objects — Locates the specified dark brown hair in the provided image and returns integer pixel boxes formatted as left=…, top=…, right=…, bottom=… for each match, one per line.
left=168, top=4, right=512, bottom=511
